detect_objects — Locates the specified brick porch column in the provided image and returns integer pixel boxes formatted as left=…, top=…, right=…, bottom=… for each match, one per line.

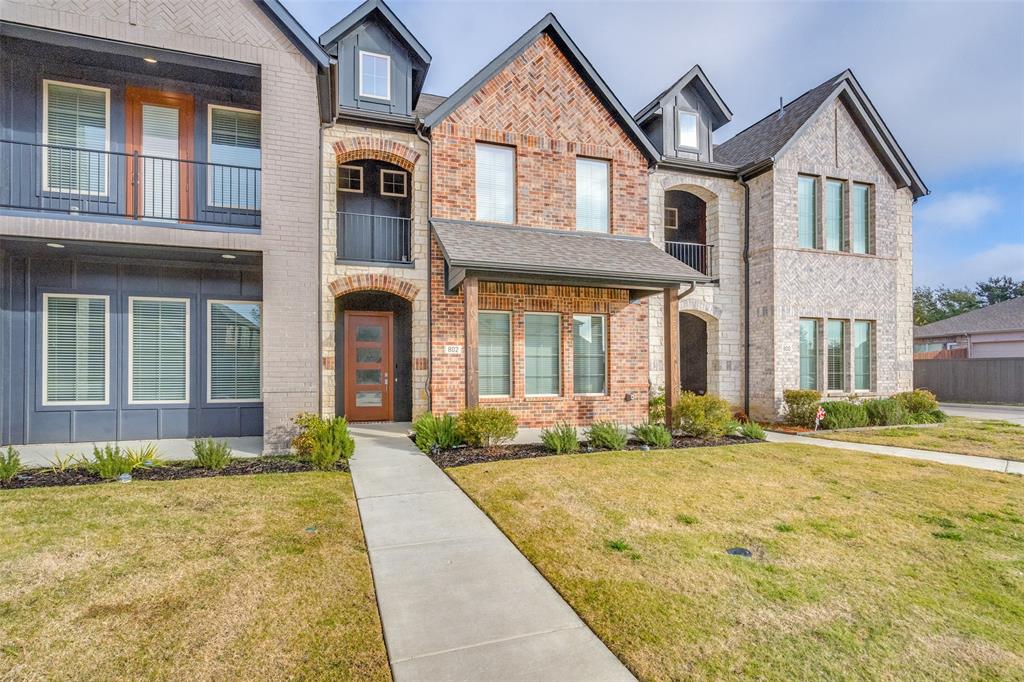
left=464, top=276, right=479, bottom=408
left=664, top=286, right=680, bottom=429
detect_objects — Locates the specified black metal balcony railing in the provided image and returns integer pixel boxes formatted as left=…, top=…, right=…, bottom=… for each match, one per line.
left=0, top=140, right=260, bottom=228
left=665, top=240, right=714, bottom=277
left=338, top=211, right=412, bottom=264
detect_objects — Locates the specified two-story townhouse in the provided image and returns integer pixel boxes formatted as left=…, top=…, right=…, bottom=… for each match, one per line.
left=0, top=0, right=332, bottom=451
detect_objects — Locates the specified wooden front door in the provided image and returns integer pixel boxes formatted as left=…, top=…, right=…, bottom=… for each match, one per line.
left=344, top=311, right=393, bottom=421
left=125, top=87, right=194, bottom=221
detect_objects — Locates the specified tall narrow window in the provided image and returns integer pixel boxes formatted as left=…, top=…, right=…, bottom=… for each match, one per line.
left=825, top=179, right=844, bottom=251
left=573, top=315, right=606, bottom=395
left=798, top=175, right=817, bottom=248
left=476, top=144, right=515, bottom=223
left=43, top=81, right=109, bottom=195
left=130, top=297, right=189, bottom=403
left=209, top=106, right=261, bottom=210
left=854, top=320, right=873, bottom=391
left=478, top=312, right=511, bottom=397
left=677, top=110, right=698, bottom=149
left=43, top=294, right=109, bottom=405
left=359, top=51, right=391, bottom=100
left=575, top=158, right=609, bottom=232
left=826, top=319, right=847, bottom=392
left=525, top=313, right=560, bottom=396
left=799, top=318, right=819, bottom=390
left=208, top=301, right=261, bottom=402
left=852, top=183, right=871, bottom=254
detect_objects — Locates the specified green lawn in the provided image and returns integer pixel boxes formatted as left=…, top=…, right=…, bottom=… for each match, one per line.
left=0, top=472, right=390, bottom=681
left=813, top=417, right=1024, bottom=461
left=450, top=444, right=1024, bottom=681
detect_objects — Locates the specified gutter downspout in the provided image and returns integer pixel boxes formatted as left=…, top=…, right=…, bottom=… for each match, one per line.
left=739, top=177, right=751, bottom=416
left=415, top=118, right=432, bottom=412
left=318, top=61, right=337, bottom=419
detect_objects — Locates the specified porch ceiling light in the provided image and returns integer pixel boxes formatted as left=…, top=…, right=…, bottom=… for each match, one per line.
left=221, top=254, right=236, bottom=260
left=143, top=57, right=158, bottom=64
left=45, top=243, right=64, bottom=249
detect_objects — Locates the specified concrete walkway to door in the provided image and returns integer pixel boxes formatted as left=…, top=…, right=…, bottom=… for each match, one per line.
left=348, top=423, right=634, bottom=682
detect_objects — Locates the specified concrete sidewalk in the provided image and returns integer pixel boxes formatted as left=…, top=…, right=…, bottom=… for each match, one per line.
left=766, top=430, right=1023, bottom=475
left=348, top=423, right=634, bottom=682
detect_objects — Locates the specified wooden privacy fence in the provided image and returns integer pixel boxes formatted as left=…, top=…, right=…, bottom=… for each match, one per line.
left=915, top=358, right=1024, bottom=404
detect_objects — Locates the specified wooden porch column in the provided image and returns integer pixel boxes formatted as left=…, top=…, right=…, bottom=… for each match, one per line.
left=464, top=276, right=479, bottom=408
left=664, top=286, right=680, bottom=430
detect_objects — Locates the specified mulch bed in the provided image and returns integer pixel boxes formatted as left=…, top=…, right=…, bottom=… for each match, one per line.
left=1, top=456, right=348, bottom=491
left=426, top=434, right=759, bottom=468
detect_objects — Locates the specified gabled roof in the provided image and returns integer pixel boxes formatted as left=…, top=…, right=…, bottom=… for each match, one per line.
left=255, top=0, right=329, bottom=68
left=715, top=70, right=928, bottom=198
left=422, top=13, right=659, bottom=164
left=915, top=297, right=1024, bottom=338
left=635, top=64, right=732, bottom=129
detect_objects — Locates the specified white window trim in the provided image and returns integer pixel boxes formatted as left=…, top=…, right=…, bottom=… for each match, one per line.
left=41, top=292, right=110, bottom=406
left=524, top=312, right=561, bottom=397
left=665, top=207, right=678, bottom=229
left=338, top=164, right=364, bottom=193
left=358, top=50, right=391, bottom=101
left=41, top=79, right=111, bottom=196
left=207, top=299, right=262, bottom=404
left=207, top=104, right=261, bottom=209
left=379, top=168, right=407, bottom=197
left=572, top=313, right=608, bottom=397
left=676, top=108, right=699, bottom=150
left=479, top=310, right=512, bottom=399
left=128, top=296, right=190, bottom=405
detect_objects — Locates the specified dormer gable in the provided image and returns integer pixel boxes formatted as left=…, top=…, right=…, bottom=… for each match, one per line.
left=635, top=65, right=732, bottom=163
left=319, top=0, right=431, bottom=120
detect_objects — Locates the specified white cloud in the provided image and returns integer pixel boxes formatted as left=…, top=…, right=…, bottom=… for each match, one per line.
left=916, top=243, right=1024, bottom=288
left=917, top=190, right=1001, bottom=230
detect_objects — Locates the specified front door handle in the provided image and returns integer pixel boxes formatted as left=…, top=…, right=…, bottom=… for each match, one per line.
left=384, top=372, right=389, bottom=386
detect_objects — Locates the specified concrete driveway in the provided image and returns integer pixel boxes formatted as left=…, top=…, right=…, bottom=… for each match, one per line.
left=940, top=403, right=1024, bottom=425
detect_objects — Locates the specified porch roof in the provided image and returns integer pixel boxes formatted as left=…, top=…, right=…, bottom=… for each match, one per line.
left=431, top=218, right=710, bottom=295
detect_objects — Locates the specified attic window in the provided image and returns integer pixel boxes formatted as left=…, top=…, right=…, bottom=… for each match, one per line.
left=359, top=51, right=391, bottom=100
left=677, top=110, right=698, bottom=149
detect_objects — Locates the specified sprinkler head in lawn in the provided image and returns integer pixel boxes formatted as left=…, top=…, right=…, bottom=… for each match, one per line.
left=726, top=547, right=752, bottom=557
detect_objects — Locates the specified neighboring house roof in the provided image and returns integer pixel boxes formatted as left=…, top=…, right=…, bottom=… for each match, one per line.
left=634, top=64, right=733, bottom=129
left=431, top=219, right=710, bottom=295
left=413, top=93, right=447, bottom=119
left=422, top=13, right=660, bottom=164
left=915, top=297, right=1024, bottom=338
left=714, top=70, right=928, bottom=198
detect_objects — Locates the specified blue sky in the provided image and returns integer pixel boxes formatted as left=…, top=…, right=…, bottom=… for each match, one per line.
left=286, top=0, right=1024, bottom=289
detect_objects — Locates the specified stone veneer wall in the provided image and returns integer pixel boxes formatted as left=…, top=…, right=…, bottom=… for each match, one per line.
left=2, top=0, right=322, bottom=451
left=320, top=123, right=431, bottom=420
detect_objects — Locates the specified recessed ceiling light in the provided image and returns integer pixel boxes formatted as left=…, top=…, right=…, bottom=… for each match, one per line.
left=46, top=242, right=64, bottom=249
left=221, top=254, right=236, bottom=260
left=143, top=57, right=158, bottom=64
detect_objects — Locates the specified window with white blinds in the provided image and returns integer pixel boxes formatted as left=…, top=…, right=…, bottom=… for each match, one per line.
left=43, top=294, right=109, bottom=405
left=525, top=313, right=560, bottom=396
left=129, top=298, right=189, bottom=403
left=799, top=318, right=819, bottom=390
left=479, top=312, right=511, bottom=397
left=852, top=183, right=871, bottom=254
left=475, top=144, right=515, bottom=223
left=208, top=106, right=261, bottom=210
left=854, top=320, right=874, bottom=391
left=798, top=175, right=817, bottom=248
left=825, top=179, right=844, bottom=251
left=575, top=158, right=609, bottom=232
left=208, top=301, right=262, bottom=402
left=826, top=319, right=847, bottom=392
left=573, top=314, right=606, bottom=395
left=43, top=81, right=109, bottom=195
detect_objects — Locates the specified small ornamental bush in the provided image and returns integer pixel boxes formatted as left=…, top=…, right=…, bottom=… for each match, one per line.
left=456, top=407, right=518, bottom=447
left=0, top=446, right=21, bottom=483
left=864, top=398, right=908, bottom=426
left=585, top=421, right=629, bottom=451
left=193, top=438, right=233, bottom=470
left=739, top=421, right=767, bottom=441
left=783, top=389, right=822, bottom=427
left=894, top=389, right=940, bottom=416
left=291, top=413, right=324, bottom=458
left=87, top=445, right=136, bottom=480
left=540, top=422, right=580, bottom=455
left=673, top=392, right=732, bottom=438
left=648, top=390, right=666, bottom=424
left=124, top=442, right=163, bottom=468
left=412, top=413, right=462, bottom=453
left=309, top=417, right=355, bottom=470
left=908, top=408, right=948, bottom=424
left=820, top=401, right=870, bottom=430
left=632, top=422, right=672, bottom=449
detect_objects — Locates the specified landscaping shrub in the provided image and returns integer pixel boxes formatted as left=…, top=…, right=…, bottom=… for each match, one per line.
left=864, top=398, right=908, bottom=426
left=585, top=421, right=629, bottom=450
left=894, top=389, right=939, bottom=416
left=820, top=401, right=870, bottom=430
left=673, top=392, right=732, bottom=438
left=632, top=422, right=672, bottom=448
left=456, top=407, right=518, bottom=446
left=290, top=412, right=323, bottom=458
left=86, top=445, right=136, bottom=480
left=0, top=446, right=21, bottom=483
left=908, top=408, right=948, bottom=424
left=412, top=412, right=462, bottom=453
left=648, top=389, right=666, bottom=424
left=739, top=421, right=767, bottom=440
left=309, top=417, right=355, bottom=470
left=540, top=422, right=580, bottom=455
left=124, top=442, right=163, bottom=468
left=193, top=438, right=233, bottom=470
left=783, top=389, right=822, bottom=427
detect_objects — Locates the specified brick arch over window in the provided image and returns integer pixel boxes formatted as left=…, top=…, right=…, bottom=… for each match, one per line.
left=328, top=274, right=421, bottom=302
left=333, top=138, right=420, bottom=173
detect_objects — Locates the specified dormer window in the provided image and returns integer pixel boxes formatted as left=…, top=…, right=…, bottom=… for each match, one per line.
left=677, top=110, right=698, bottom=149
left=359, top=51, right=391, bottom=100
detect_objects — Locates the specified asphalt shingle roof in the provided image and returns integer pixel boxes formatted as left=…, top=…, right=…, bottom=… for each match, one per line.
left=413, top=93, right=447, bottom=119
left=915, top=297, right=1024, bottom=338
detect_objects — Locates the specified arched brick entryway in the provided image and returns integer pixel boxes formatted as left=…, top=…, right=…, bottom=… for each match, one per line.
left=328, top=273, right=420, bottom=302
left=333, top=137, right=420, bottom=173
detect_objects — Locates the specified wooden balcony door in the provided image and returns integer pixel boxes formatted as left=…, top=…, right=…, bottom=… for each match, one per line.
left=126, top=88, right=194, bottom=221
left=344, top=312, right=393, bottom=421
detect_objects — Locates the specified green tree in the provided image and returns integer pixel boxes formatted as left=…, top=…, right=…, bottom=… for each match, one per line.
left=913, top=285, right=981, bottom=325
left=975, top=276, right=1024, bottom=305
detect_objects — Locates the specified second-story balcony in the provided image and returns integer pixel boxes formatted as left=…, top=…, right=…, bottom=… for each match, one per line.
left=337, top=212, right=412, bottom=264
left=665, top=241, right=714, bottom=277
